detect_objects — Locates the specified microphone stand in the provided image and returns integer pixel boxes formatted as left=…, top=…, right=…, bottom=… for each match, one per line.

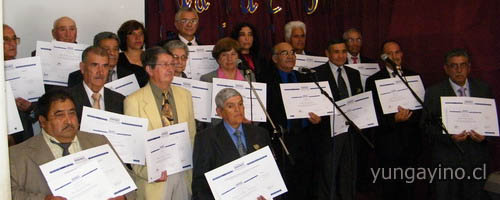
left=391, top=65, right=464, bottom=154
left=307, top=71, right=374, bottom=148
left=244, top=70, right=295, bottom=165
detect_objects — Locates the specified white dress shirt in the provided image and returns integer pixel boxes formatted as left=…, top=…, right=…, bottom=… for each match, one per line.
left=328, top=61, right=352, bottom=97
left=83, top=82, right=105, bottom=110
left=449, top=78, right=470, bottom=97
left=178, top=35, right=198, bottom=46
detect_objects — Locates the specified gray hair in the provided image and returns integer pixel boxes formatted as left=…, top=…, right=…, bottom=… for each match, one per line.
left=93, top=31, right=120, bottom=46
left=342, top=28, right=361, bottom=40
left=175, top=7, right=199, bottom=21
left=215, top=88, right=242, bottom=109
left=284, top=21, right=306, bottom=42
left=163, top=40, right=189, bottom=57
left=444, top=48, right=470, bottom=64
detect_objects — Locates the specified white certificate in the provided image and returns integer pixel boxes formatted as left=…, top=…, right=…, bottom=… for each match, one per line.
left=42, top=41, right=89, bottom=86
left=333, top=91, right=378, bottom=135
left=294, top=54, right=329, bottom=70
left=205, top=146, right=287, bottom=200
left=5, top=82, right=23, bottom=135
left=441, top=96, right=499, bottom=136
left=145, top=122, right=193, bottom=182
left=36, top=41, right=54, bottom=85
left=5, top=57, right=45, bottom=102
left=374, top=75, right=425, bottom=114
left=172, top=77, right=213, bottom=122
left=105, top=74, right=140, bottom=96
left=40, top=144, right=137, bottom=199
left=185, top=45, right=218, bottom=80
left=211, top=78, right=267, bottom=122
left=346, top=63, right=380, bottom=90
left=279, top=81, right=334, bottom=119
left=80, top=107, right=148, bottom=165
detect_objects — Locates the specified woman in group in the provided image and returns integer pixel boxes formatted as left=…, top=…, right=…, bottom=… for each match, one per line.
left=230, top=23, right=266, bottom=82
left=163, top=40, right=189, bottom=78
left=200, top=37, right=255, bottom=82
left=117, top=20, right=148, bottom=86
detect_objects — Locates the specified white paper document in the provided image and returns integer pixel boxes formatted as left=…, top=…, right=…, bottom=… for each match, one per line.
left=294, top=54, right=329, bottom=70
left=185, top=45, right=218, bottom=80
left=105, top=74, right=140, bottom=96
left=39, top=144, right=137, bottom=199
left=346, top=63, right=380, bottom=90
left=5, top=82, right=23, bottom=134
left=333, top=91, right=378, bottom=135
left=80, top=107, right=148, bottom=164
left=37, top=40, right=89, bottom=86
left=145, top=122, right=193, bottom=182
left=279, top=81, right=334, bottom=119
left=375, top=75, right=425, bottom=114
left=441, top=96, right=499, bottom=136
left=211, top=78, right=267, bottom=122
left=172, top=77, right=213, bottom=122
left=5, top=57, right=45, bottom=102
left=205, top=146, right=287, bottom=200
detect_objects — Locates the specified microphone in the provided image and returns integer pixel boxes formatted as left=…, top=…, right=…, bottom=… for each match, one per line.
left=237, top=59, right=252, bottom=76
left=297, top=67, right=316, bottom=74
left=380, top=54, right=400, bottom=70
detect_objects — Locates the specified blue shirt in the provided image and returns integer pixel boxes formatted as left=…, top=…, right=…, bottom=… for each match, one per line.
left=278, top=69, right=297, bottom=83
left=223, top=121, right=247, bottom=150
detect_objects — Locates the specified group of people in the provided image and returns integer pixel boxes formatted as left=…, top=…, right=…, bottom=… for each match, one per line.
left=5, top=6, right=500, bottom=200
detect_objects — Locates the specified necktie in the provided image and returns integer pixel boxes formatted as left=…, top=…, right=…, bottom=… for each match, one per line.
left=50, top=140, right=71, bottom=156
left=187, top=42, right=192, bottom=46
left=352, top=56, right=358, bottom=64
left=337, top=67, right=349, bottom=100
left=92, top=93, right=101, bottom=109
left=234, top=130, right=246, bottom=156
left=457, top=87, right=466, bottom=96
left=161, top=92, right=174, bottom=126
left=107, top=69, right=115, bottom=83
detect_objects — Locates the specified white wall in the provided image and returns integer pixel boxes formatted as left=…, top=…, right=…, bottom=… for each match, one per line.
left=3, top=0, right=145, bottom=58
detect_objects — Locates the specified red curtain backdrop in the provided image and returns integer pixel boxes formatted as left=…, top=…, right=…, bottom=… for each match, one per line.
left=146, top=0, right=500, bottom=170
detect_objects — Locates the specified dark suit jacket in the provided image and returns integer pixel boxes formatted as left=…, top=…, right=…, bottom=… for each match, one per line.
left=192, top=123, right=271, bottom=200
left=365, top=67, right=423, bottom=162
left=67, top=65, right=136, bottom=88
left=421, top=78, right=492, bottom=167
left=116, top=52, right=149, bottom=87
left=67, top=83, right=125, bottom=122
left=9, top=131, right=110, bottom=200
left=313, top=62, right=363, bottom=101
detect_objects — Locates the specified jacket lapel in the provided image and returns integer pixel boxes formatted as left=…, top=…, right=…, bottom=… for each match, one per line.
left=77, top=83, right=92, bottom=107
left=171, top=86, right=187, bottom=124
left=215, top=123, right=241, bottom=159
left=27, top=135, right=55, bottom=166
left=141, top=84, right=163, bottom=130
left=243, top=124, right=260, bottom=154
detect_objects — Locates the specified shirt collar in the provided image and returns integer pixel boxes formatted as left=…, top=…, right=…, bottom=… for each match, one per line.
left=83, top=81, right=104, bottom=97
left=223, top=120, right=243, bottom=135
left=42, top=128, right=78, bottom=144
left=277, top=68, right=296, bottom=83
left=178, top=35, right=197, bottom=45
left=328, top=61, right=343, bottom=72
left=448, top=78, right=469, bottom=94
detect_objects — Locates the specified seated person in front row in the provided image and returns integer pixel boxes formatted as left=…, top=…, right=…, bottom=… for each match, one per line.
left=192, top=88, right=271, bottom=200
left=9, top=89, right=132, bottom=200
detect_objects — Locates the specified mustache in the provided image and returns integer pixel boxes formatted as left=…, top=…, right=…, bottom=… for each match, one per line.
left=62, top=124, right=76, bottom=131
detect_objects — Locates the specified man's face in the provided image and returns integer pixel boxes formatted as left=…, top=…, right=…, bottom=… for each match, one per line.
left=325, top=43, right=347, bottom=66
left=52, top=18, right=77, bottom=43
left=39, top=99, right=79, bottom=143
left=289, top=28, right=305, bottom=53
left=345, top=31, right=362, bottom=56
left=146, top=53, right=175, bottom=88
left=383, top=42, right=403, bottom=67
left=80, top=52, right=110, bottom=92
left=3, top=26, right=17, bottom=60
left=126, top=29, right=144, bottom=50
left=99, top=39, right=119, bottom=68
left=171, top=48, right=188, bottom=76
left=272, top=43, right=296, bottom=72
left=217, top=95, right=245, bottom=127
left=238, top=26, right=254, bottom=52
left=444, top=56, right=470, bottom=86
left=174, top=11, right=199, bottom=38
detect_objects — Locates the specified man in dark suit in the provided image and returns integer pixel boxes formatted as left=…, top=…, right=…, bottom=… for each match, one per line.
left=260, top=42, right=321, bottom=200
left=313, top=39, right=363, bottom=200
left=9, top=89, right=130, bottom=200
left=421, top=48, right=492, bottom=200
left=67, top=32, right=136, bottom=87
left=365, top=40, right=423, bottom=200
left=192, top=88, right=272, bottom=200
left=68, top=46, right=124, bottom=122
left=343, top=28, right=376, bottom=64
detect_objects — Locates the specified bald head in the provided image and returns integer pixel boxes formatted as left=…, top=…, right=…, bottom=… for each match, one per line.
left=272, top=42, right=296, bottom=72
left=52, top=16, right=77, bottom=43
left=3, top=24, right=18, bottom=60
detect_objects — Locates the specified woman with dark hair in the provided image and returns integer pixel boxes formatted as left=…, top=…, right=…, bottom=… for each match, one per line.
left=117, top=20, right=148, bottom=86
left=230, top=23, right=266, bottom=82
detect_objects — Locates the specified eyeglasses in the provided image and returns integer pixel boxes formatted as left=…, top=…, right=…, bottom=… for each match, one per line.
left=173, top=54, right=188, bottom=61
left=346, top=38, right=362, bottom=43
left=276, top=50, right=296, bottom=56
left=4, top=36, right=20, bottom=45
left=177, top=19, right=199, bottom=25
left=447, top=62, right=469, bottom=70
left=154, top=62, right=176, bottom=68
